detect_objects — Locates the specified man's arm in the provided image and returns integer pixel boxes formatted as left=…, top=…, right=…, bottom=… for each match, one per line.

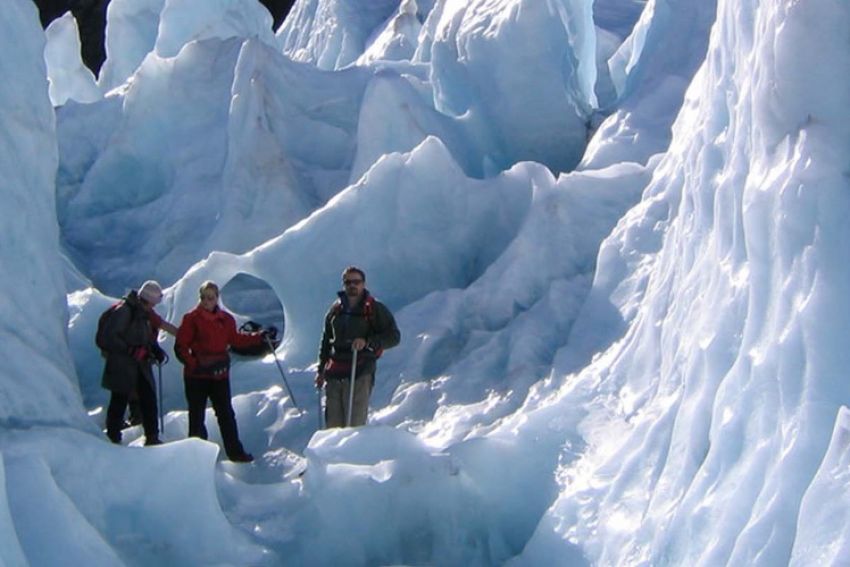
left=369, top=302, right=400, bottom=351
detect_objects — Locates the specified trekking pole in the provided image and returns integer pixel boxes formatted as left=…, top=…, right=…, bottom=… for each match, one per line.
left=156, top=361, right=164, bottom=434
left=346, top=347, right=358, bottom=427
left=264, top=336, right=302, bottom=413
left=317, top=384, right=325, bottom=430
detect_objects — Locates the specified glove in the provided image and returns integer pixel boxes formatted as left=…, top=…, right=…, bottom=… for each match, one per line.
left=151, top=343, right=168, bottom=364
left=130, top=346, right=148, bottom=362
left=262, top=326, right=278, bottom=340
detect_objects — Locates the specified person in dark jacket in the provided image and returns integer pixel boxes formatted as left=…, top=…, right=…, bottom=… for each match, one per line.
left=315, top=266, right=400, bottom=427
left=174, top=280, right=266, bottom=463
left=101, top=281, right=168, bottom=446
left=125, top=281, right=177, bottom=428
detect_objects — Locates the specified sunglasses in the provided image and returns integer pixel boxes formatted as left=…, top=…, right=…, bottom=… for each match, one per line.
left=343, top=279, right=363, bottom=286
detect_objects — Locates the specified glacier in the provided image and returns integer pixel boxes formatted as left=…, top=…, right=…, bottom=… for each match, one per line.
left=4, top=0, right=850, bottom=565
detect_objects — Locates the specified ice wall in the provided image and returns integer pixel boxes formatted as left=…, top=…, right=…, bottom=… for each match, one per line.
left=415, top=0, right=596, bottom=173
left=581, top=0, right=716, bottom=170
left=57, top=0, right=605, bottom=296
left=155, top=0, right=278, bottom=57
left=0, top=0, right=89, bottom=431
left=277, top=0, right=401, bottom=69
left=98, top=0, right=166, bottom=93
left=517, top=0, right=850, bottom=564
left=58, top=34, right=372, bottom=295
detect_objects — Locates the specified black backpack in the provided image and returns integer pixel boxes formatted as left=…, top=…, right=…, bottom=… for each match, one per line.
left=95, top=301, right=124, bottom=355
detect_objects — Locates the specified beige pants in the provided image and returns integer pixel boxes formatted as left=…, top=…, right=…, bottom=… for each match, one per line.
left=325, top=370, right=374, bottom=427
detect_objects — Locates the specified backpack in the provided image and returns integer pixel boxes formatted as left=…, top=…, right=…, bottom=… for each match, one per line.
left=95, top=301, right=124, bottom=355
left=331, top=295, right=383, bottom=358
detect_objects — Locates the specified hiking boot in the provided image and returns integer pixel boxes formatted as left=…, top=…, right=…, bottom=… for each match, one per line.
left=229, top=452, right=254, bottom=463
left=144, top=438, right=163, bottom=446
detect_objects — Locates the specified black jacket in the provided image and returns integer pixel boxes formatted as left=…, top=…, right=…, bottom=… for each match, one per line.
left=318, top=290, right=400, bottom=376
left=100, top=291, right=156, bottom=394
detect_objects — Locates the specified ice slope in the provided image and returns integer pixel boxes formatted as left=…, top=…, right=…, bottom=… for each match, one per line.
left=515, top=0, right=850, bottom=564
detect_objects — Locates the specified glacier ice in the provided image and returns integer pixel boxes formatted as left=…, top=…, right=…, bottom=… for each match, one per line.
left=3, top=0, right=850, bottom=564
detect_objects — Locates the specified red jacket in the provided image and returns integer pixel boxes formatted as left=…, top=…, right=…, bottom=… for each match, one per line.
left=175, top=305, right=262, bottom=380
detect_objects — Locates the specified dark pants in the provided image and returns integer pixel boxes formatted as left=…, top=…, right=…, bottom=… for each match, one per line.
left=106, top=370, right=158, bottom=444
left=184, top=378, right=247, bottom=459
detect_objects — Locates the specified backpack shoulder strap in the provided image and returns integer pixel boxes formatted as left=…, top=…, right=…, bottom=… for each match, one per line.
left=363, top=296, right=376, bottom=322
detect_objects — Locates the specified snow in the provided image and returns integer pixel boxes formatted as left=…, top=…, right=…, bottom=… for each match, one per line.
left=3, top=0, right=850, bottom=564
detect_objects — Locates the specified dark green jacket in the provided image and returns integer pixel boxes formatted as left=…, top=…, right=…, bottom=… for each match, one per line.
left=318, top=290, right=400, bottom=376
left=100, top=291, right=156, bottom=394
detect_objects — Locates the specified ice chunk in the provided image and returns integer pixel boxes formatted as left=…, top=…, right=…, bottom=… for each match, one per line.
left=44, top=12, right=101, bottom=106
left=277, top=0, right=400, bottom=70
left=98, top=0, right=166, bottom=92
left=156, top=0, right=278, bottom=58
left=416, top=0, right=597, bottom=173
left=357, top=0, right=423, bottom=65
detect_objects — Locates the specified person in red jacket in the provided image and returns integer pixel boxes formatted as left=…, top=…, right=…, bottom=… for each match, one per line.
left=174, top=280, right=266, bottom=463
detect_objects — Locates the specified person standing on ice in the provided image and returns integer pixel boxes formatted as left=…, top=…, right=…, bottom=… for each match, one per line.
left=126, top=295, right=176, bottom=428
left=174, top=280, right=269, bottom=463
left=315, top=266, right=400, bottom=427
left=100, top=280, right=169, bottom=446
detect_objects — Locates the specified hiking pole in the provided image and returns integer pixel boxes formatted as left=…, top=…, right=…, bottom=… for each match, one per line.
left=264, top=335, right=302, bottom=413
left=346, top=347, right=358, bottom=427
left=317, top=384, right=325, bottom=430
left=156, top=361, right=164, bottom=434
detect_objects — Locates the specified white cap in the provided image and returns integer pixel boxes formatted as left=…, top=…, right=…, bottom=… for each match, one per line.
left=139, top=280, right=163, bottom=305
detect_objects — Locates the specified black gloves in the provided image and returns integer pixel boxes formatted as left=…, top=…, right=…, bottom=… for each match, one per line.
left=151, top=343, right=168, bottom=364
left=262, top=326, right=278, bottom=340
